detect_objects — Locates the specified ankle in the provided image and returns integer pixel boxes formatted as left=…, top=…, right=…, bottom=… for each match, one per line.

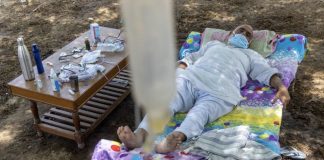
left=135, top=128, right=148, bottom=143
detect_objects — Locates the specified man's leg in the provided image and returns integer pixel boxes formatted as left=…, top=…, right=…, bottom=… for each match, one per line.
left=155, top=92, right=234, bottom=153
left=175, top=98, right=233, bottom=139
left=117, top=78, right=195, bottom=149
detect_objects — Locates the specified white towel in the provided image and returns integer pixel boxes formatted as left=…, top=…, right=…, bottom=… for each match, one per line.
left=188, top=126, right=280, bottom=160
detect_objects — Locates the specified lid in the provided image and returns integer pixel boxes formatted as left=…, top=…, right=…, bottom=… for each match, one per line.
left=32, top=43, right=40, bottom=52
left=88, top=17, right=94, bottom=23
left=17, top=37, right=24, bottom=45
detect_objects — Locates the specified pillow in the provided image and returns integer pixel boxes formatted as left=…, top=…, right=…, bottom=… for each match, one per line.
left=201, top=28, right=229, bottom=47
left=201, top=28, right=277, bottom=57
left=270, top=34, right=307, bottom=62
left=178, top=31, right=201, bottom=60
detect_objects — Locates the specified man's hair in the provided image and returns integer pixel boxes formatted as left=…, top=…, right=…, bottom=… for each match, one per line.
left=225, top=24, right=254, bottom=43
left=235, top=24, right=253, bottom=34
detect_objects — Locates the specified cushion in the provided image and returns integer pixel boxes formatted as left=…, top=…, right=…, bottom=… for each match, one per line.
left=178, top=31, right=201, bottom=60
left=270, top=34, right=307, bottom=62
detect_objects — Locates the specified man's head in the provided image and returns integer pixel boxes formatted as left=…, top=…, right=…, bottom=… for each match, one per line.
left=232, top=25, right=253, bottom=43
left=227, top=24, right=254, bottom=49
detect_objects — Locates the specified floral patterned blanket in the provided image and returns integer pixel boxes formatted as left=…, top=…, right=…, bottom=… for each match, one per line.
left=91, top=33, right=307, bottom=160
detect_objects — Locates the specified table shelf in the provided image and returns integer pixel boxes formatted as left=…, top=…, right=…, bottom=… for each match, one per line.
left=38, top=69, right=132, bottom=147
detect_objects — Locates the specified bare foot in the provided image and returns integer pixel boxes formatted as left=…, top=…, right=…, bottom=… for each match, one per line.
left=155, top=131, right=186, bottom=153
left=117, top=126, right=146, bottom=150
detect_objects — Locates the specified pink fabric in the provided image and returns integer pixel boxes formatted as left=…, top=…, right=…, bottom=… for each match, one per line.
left=206, top=30, right=273, bottom=43
left=210, top=31, right=230, bottom=42
left=202, top=29, right=277, bottom=57
left=91, top=139, right=205, bottom=160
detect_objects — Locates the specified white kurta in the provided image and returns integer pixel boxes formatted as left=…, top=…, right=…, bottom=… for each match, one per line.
left=178, top=41, right=279, bottom=105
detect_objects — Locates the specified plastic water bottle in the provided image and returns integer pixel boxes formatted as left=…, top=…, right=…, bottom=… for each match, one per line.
left=50, top=67, right=60, bottom=92
left=32, top=44, right=44, bottom=74
left=89, top=23, right=100, bottom=44
left=17, top=37, right=35, bottom=81
left=84, top=37, right=91, bottom=51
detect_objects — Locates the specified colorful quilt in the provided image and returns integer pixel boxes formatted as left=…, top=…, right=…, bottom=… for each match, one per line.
left=91, top=33, right=307, bottom=160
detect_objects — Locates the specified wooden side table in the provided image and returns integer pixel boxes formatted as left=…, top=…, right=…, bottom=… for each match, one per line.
left=8, top=27, right=131, bottom=148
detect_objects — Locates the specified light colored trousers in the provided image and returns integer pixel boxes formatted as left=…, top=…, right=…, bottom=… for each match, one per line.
left=137, top=77, right=234, bottom=139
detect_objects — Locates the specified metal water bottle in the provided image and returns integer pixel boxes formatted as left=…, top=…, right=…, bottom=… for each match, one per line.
left=17, top=37, right=35, bottom=81
left=32, top=43, right=44, bottom=74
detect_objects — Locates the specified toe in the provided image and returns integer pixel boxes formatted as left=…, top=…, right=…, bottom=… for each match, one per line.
left=117, top=127, right=122, bottom=135
left=124, top=126, right=132, bottom=133
left=120, top=126, right=125, bottom=132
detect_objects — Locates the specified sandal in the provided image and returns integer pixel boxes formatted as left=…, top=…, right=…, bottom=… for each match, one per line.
left=280, top=146, right=306, bottom=160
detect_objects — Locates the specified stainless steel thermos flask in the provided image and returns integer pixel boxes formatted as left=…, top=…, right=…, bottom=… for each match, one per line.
left=17, top=37, right=35, bottom=81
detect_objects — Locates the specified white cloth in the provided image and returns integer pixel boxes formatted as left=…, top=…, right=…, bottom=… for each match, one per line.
left=178, top=40, right=279, bottom=105
left=187, top=126, right=280, bottom=160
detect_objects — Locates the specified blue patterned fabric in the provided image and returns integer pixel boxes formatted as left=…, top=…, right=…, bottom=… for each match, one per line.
left=271, top=34, right=307, bottom=62
left=178, top=32, right=201, bottom=60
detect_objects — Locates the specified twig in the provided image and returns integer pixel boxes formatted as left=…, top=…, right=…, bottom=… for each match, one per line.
left=32, top=1, right=48, bottom=12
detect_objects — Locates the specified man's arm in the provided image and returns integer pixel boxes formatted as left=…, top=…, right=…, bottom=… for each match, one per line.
left=270, top=74, right=291, bottom=107
left=247, top=50, right=290, bottom=107
left=177, top=41, right=221, bottom=69
left=248, top=51, right=279, bottom=86
left=177, top=50, right=203, bottom=69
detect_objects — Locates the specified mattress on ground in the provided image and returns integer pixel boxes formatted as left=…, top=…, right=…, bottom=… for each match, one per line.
left=91, top=33, right=307, bottom=160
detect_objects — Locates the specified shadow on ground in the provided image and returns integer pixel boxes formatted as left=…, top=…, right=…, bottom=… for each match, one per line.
left=0, top=0, right=323, bottom=159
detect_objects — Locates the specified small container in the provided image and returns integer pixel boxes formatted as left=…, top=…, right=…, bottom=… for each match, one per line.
left=85, top=37, right=91, bottom=51
left=34, top=79, right=43, bottom=89
left=69, top=75, right=79, bottom=92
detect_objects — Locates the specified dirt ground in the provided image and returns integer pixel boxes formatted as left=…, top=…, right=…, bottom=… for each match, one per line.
left=0, top=0, right=323, bottom=159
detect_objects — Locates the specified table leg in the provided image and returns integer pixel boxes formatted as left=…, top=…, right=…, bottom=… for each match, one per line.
left=72, top=112, right=85, bottom=149
left=30, top=100, right=43, bottom=137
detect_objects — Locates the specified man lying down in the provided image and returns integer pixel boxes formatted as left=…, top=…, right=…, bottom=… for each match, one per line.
left=117, top=25, right=291, bottom=153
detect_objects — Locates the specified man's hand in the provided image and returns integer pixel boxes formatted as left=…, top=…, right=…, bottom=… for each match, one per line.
left=270, top=74, right=291, bottom=107
left=272, top=85, right=290, bottom=107
left=178, top=62, right=187, bottom=69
